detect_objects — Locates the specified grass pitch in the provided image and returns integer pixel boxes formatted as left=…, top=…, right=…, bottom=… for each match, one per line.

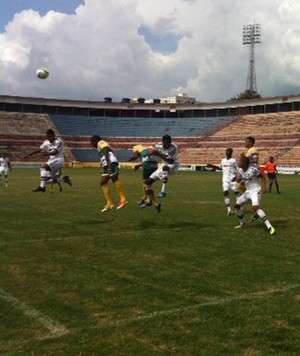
left=1, top=168, right=300, bottom=354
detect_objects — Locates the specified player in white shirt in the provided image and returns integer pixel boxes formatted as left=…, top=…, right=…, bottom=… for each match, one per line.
left=207, top=148, right=239, bottom=215
left=147, top=135, right=180, bottom=198
left=23, top=129, right=72, bottom=192
left=0, top=154, right=12, bottom=187
left=233, top=156, right=276, bottom=235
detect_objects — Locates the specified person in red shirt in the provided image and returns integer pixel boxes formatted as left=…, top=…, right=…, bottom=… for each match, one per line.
left=265, top=156, right=280, bottom=194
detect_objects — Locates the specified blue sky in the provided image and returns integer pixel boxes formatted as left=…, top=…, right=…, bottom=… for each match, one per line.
left=0, top=0, right=300, bottom=103
left=0, top=0, right=84, bottom=32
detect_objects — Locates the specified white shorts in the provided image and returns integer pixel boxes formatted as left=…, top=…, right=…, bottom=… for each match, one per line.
left=150, top=164, right=179, bottom=181
left=236, top=190, right=262, bottom=207
left=0, top=167, right=9, bottom=176
left=222, top=180, right=238, bottom=192
left=46, top=158, right=64, bottom=176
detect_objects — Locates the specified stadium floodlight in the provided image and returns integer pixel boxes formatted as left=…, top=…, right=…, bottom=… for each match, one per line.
left=242, top=23, right=261, bottom=92
left=242, top=24, right=261, bottom=45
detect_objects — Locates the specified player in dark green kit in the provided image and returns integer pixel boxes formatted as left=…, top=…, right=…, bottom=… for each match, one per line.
left=128, top=145, right=164, bottom=212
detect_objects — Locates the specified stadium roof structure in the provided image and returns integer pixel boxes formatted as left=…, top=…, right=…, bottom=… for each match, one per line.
left=1, top=94, right=300, bottom=111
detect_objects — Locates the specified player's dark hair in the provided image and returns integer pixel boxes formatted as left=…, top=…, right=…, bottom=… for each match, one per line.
left=91, top=135, right=101, bottom=143
left=240, top=156, right=250, bottom=165
left=246, top=136, right=255, bottom=145
left=162, top=134, right=172, bottom=142
left=46, top=129, right=55, bottom=136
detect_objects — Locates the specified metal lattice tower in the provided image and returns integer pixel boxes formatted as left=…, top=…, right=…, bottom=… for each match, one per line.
left=242, top=23, right=261, bottom=92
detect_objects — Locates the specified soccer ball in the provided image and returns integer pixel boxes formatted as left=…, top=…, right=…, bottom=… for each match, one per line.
left=36, top=68, right=49, bottom=79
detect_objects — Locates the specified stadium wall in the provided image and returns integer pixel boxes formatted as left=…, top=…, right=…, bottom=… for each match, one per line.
left=1, top=95, right=300, bottom=169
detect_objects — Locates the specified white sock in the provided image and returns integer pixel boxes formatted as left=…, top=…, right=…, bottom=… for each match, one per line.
left=161, top=182, right=167, bottom=194
left=256, top=208, right=272, bottom=229
left=225, top=197, right=231, bottom=211
left=40, top=168, right=48, bottom=188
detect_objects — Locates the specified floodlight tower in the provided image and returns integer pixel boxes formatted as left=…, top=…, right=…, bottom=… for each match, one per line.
left=242, top=23, right=261, bottom=92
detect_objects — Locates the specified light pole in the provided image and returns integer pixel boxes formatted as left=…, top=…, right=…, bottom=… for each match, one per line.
left=242, top=23, right=261, bottom=92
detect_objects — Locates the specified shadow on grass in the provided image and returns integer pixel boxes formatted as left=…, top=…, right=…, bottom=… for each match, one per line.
left=137, top=220, right=208, bottom=231
left=271, top=219, right=288, bottom=226
left=76, top=219, right=112, bottom=225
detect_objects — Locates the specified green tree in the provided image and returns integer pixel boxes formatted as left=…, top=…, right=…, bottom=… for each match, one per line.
left=228, top=89, right=261, bottom=101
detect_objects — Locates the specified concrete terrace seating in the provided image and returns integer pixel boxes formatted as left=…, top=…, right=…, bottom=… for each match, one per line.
left=0, top=111, right=54, bottom=134
left=212, top=111, right=300, bottom=137
left=67, top=137, right=205, bottom=162
left=50, top=115, right=237, bottom=138
left=50, top=114, right=237, bottom=162
left=63, top=136, right=203, bottom=150
left=179, top=147, right=289, bottom=166
left=0, top=112, right=74, bottom=161
left=180, top=112, right=300, bottom=166
left=2, top=110, right=300, bottom=166
left=278, top=145, right=300, bottom=166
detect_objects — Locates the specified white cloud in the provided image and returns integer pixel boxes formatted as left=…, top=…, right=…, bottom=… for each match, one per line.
left=1, top=0, right=300, bottom=102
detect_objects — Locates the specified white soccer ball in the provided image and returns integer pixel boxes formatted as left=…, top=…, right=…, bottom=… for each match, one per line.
left=36, top=68, right=49, bottom=79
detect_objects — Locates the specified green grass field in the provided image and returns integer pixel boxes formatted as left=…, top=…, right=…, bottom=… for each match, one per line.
left=1, top=168, right=300, bottom=355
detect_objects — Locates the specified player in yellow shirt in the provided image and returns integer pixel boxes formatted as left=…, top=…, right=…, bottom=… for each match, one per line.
left=239, top=136, right=259, bottom=192
left=90, top=135, right=128, bottom=213
left=244, top=136, right=259, bottom=166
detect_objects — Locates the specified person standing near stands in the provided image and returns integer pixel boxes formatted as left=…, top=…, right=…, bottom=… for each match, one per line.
left=23, top=129, right=72, bottom=192
left=265, top=156, right=280, bottom=194
left=0, top=153, right=12, bottom=187
left=90, top=135, right=128, bottom=213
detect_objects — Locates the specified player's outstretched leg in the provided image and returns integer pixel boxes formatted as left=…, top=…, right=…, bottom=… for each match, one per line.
left=234, top=206, right=246, bottom=229
left=63, top=175, right=72, bottom=186
left=256, top=208, right=276, bottom=235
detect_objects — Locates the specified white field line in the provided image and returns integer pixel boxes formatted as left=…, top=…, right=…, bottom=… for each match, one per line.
left=0, top=283, right=299, bottom=350
left=0, top=287, right=69, bottom=340
left=96, top=283, right=300, bottom=328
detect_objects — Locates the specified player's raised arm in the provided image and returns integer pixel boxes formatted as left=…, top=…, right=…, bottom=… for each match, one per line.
left=206, top=163, right=222, bottom=171
left=152, top=149, right=174, bottom=164
left=23, top=148, right=42, bottom=159
left=127, top=150, right=140, bottom=162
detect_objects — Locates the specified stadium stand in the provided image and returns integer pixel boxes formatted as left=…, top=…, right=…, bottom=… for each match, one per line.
left=49, top=114, right=238, bottom=164
left=179, top=112, right=300, bottom=166
left=1, top=109, right=300, bottom=167
left=50, top=114, right=236, bottom=138
left=0, top=112, right=74, bottom=162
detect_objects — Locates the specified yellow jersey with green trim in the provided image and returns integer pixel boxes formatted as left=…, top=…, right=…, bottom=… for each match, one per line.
left=133, top=145, right=158, bottom=163
left=97, top=140, right=118, bottom=166
left=246, top=147, right=259, bottom=163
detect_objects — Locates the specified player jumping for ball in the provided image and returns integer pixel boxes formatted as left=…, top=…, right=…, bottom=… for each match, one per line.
left=23, top=129, right=72, bottom=192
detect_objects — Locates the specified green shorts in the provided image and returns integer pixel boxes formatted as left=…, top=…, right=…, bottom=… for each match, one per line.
left=102, top=162, right=119, bottom=176
left=143, top=161, right=158, bottom=180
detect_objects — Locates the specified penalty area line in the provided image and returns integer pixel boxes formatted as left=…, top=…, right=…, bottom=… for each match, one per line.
left=94, top=283, right=300, bottom=328
left=0, top=287, right=69, bottom=340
